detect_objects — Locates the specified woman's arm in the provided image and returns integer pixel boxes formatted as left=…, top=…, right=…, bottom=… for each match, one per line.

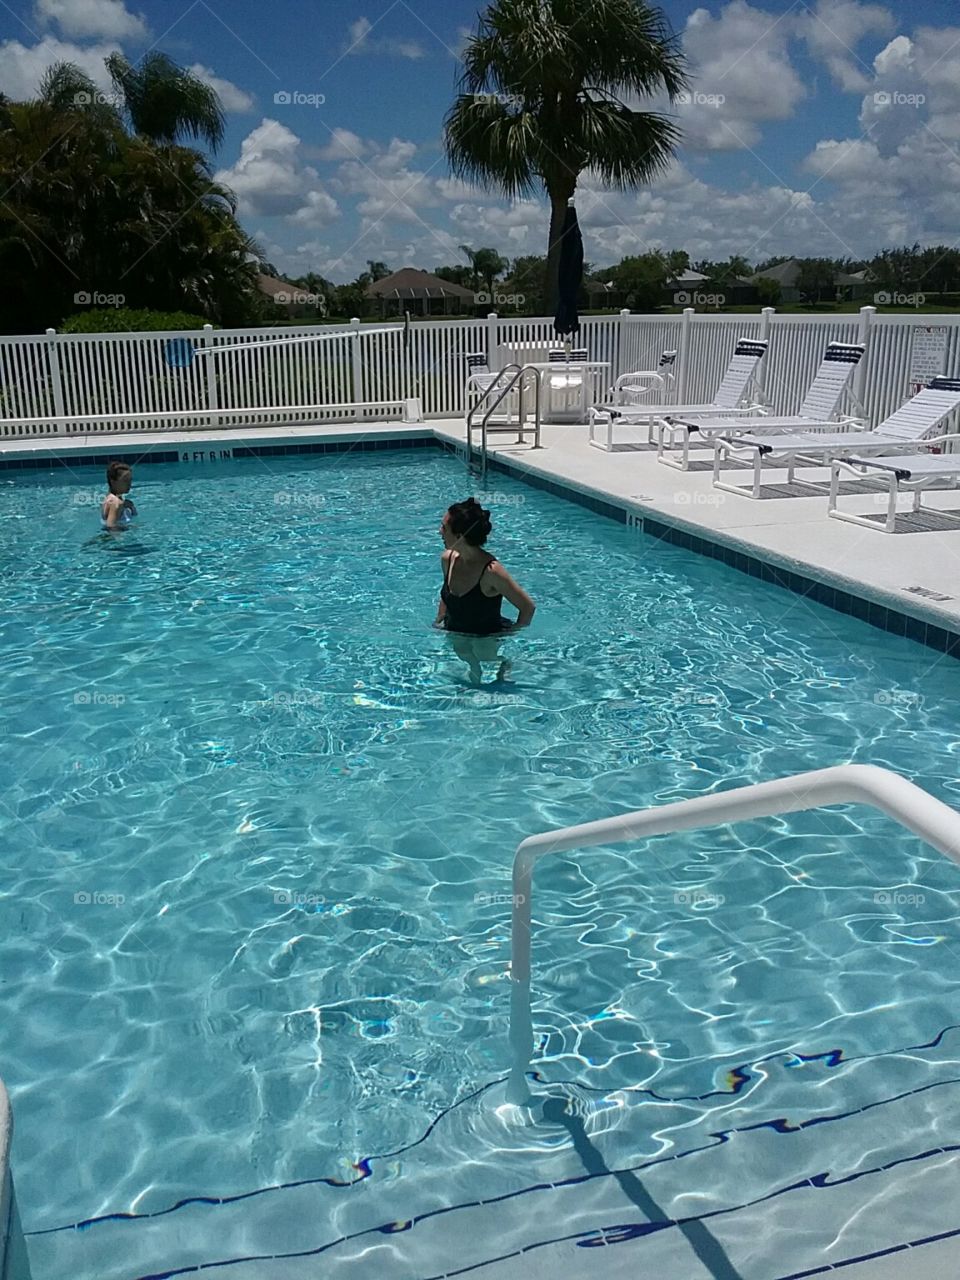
left=487, top=562, right=535, bottom=628
left=435, top=550, right=453, bottom=626
left=102, top=496, right=120, bottom=529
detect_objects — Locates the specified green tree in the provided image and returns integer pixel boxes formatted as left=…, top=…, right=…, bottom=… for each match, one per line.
left=610, top=252, right=669, bottom=311
left=106, top=52, right=225, bottom=150
left=755, top=276, right=781, bottom=306
left=870, top=244, right=921, bottom=296
left=796, top=258, right=837, bottom=305
left=365, top=260, right=390, bottom=282
left=445, top=0, right=686, bottom=311
left=459, top=245, right=509, bottom=296
left=0, top=59, right=259, bottom=332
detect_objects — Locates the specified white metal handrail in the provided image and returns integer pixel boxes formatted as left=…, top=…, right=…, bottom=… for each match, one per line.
left=507, top=765, right=960, bottom=1104
left=466, top=364, right=541, bottom=477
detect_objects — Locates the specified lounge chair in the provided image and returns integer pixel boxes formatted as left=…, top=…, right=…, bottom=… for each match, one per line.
left=588, top=338, right=767, bottom=452
left=829, top=426, right=960, bottom=531
left=658, top=341, right=866, bottom=471
left=712, top=376, right=960, bottom=502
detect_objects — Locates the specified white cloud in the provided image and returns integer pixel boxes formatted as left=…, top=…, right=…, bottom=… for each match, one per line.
left=215, top=119, right=340, bottom=227
left=0, top=35, right=117, bottom=100
left=345, top=15, right=426, bottom=60
left=675, top=1, right=807, bottom=151
left=798, top=0, right=894, bottom=92
left=188, top=64, right=254, bottom=114
left=35, top=0, right=147, bottom=41
left=316, top=129, right=367, bottom=162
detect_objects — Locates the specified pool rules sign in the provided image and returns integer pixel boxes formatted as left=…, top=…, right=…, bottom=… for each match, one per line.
left=910, top=326, right=950, bottom=393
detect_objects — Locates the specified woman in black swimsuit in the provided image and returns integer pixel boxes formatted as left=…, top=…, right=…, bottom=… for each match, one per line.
left=435, top=497, right=535, bottom=683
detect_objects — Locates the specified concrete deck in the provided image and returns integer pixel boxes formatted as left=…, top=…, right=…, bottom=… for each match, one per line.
left=5, top=416, right=960, bottom=637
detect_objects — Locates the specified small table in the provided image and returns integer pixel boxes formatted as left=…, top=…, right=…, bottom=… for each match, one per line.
left=521, top=361, right=611, bottom=424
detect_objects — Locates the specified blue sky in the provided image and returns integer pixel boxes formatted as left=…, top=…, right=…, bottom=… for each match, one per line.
left=1, top=0, right=959, bottom=280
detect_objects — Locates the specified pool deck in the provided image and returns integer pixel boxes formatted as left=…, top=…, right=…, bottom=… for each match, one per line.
left=8, top=416, right=960, bottom=643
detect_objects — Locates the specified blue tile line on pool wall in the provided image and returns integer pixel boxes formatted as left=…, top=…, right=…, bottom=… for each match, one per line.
left=31, top=1024, right=960, bottom=1280
left=30, top=1022, right=960, bottom=1240
left=438, top=441, right=960, bottom=659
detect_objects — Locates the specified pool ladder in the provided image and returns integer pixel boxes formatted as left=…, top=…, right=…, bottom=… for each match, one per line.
left=506, top=764, right=960, bottom=1105
left=466, top=364, right=542, bottom=478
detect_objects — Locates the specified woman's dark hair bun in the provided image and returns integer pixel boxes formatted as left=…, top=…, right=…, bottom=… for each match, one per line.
left=447, top=496, right=493, bottom=546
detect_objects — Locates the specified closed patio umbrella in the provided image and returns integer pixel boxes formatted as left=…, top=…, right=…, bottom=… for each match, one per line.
left=553, top=203, right=583, bottom=338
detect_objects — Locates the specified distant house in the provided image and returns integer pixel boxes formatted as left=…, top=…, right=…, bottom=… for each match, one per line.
left=748, top=258, right=872, bottom=304
left=257, top=273, right=325, bottom=317
left=366, top=268, right=476, bottom=317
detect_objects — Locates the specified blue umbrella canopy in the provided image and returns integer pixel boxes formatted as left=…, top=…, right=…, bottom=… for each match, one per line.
left=554, top=204, right=584, bottom=337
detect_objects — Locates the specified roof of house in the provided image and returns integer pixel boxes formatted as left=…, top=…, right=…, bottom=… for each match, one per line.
left=748, top=258, right=803, bottom=286
left=257, top=273, right=299, bottom=301
left=366, top=268, right=476, bottom=300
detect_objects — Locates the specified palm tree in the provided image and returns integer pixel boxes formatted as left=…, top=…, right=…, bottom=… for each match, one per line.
left=365, top=260, right=390, bottom=282
left=106, top=52, right=225, bottom=150
left=445, top=0, right=687, bottom=311
left=459, top=244, right=480, bottom=291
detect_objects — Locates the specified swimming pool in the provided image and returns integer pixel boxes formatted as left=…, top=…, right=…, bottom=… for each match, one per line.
left=3, top=445, right=959, bottom=1279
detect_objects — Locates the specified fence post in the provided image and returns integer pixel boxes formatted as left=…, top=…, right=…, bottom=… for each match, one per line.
left=44, top=328, right=65, bottom=432
left=854, top=305, right=875, bottom=422
left=617, top=308, right=631, bottom=380
left=486, top=311, right=499, bottom=370
left=677, top=307, right=694, bottom=401
left=351, top=317, right=363, bottom=422
left=757, top=307, right=776, bottom=406
left=200, top=324, right=220, bottom=429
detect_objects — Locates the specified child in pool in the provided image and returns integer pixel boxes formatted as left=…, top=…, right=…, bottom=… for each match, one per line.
left=101, top=461, right=137, bottom=529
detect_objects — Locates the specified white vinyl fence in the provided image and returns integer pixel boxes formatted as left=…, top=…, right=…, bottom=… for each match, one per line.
left=1, top=307, right=959, bottom=437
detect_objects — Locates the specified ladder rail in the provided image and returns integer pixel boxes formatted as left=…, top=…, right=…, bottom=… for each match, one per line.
left=468, top=364, right=542, bottom=477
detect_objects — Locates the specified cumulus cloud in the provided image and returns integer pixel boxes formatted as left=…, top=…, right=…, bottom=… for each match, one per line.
left=316, top=129, right=367, bottom=162
left=0, top=35, right=117, bottom=100
left=188, top=64, right=254, bottom=114
left=215, top=120, right=339, bottom=226
left=798, top=0, right=894, bottom=92
left=675, top=1, right=807, bottom=151
left=35, top=0, right=147, bottom=41
left=344, top=16, right=426, bottom=60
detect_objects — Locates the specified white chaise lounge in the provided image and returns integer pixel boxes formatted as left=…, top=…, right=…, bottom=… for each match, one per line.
left=657, top=341, right=866, bottom=471
left=711, top=376, right=960, bottom=503
left=588, top=337, right=767, bottom=452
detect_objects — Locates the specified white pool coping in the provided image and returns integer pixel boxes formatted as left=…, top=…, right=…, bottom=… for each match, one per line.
left=6, top=416, right=959, bottom=640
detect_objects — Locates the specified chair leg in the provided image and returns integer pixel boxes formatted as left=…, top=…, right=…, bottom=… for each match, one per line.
left=886, top=480, right=898, bottom=533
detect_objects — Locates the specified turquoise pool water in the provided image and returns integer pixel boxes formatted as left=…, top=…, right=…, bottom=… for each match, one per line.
left=2, top=446, right=960, bottom=1277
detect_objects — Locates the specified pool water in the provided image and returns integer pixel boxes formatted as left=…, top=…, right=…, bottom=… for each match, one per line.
left=2, top=446, right=960, bottom=1277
